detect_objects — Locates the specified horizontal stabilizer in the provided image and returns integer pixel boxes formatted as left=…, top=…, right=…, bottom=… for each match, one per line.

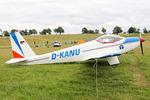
left=6, top=58, right=27, bottom=64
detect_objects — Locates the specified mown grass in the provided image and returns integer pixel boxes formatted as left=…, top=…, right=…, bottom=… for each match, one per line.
left=0, top=34, right=150, bottom=100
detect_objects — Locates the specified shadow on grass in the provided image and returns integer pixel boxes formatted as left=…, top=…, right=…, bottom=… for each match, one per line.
left=74, top=59, right=120, bottom=81
left=83, top=59, right=109, bottom=67
left=5, top=64, right=27, bottom=68
left=54, top=59, right=110, bottom=67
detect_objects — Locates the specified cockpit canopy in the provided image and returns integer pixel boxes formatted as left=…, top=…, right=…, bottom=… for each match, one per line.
left=96, top=35, right=123, bottom=43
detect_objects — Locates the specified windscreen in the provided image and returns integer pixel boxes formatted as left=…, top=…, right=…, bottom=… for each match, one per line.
left=96, top=35, right=123, bottom=43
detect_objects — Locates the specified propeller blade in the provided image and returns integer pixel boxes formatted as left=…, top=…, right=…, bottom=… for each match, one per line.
left=140, top=42, right=144, bottom=55
left=139, top=34, right=145, bottom=55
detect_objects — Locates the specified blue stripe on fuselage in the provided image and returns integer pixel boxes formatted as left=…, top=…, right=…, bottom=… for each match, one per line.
left=10, top=33, right=24, bottom=56
left=123, top=37, right=140, bottom=44
left=99, top=53, right=121, bottom=58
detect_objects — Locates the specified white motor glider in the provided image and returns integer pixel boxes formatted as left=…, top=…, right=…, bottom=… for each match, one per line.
left=6, top=32, right=145, bottom=65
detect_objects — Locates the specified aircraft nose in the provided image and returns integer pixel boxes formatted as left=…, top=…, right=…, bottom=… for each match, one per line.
left=140, top=38, right=145, bottom=43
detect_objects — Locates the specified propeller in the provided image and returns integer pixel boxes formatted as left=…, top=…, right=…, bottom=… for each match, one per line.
left=139, top=33, right=145, bottom=55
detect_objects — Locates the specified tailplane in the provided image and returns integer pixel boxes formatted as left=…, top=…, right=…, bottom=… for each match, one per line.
left=6, top=32, right=36, bottom=64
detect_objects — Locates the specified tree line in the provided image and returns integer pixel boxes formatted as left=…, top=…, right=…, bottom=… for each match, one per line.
left=82, top=26, right=150, bottom=34
left=1, top=26, right=150, bottom=37
left=0, top=26, right=64, bottom=37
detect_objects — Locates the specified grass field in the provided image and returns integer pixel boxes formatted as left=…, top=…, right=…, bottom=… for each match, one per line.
left=0, top=34, right=150, bottom=100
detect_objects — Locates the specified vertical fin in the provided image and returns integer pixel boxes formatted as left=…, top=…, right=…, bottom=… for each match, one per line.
left=10, top=32, right=36, bottom=58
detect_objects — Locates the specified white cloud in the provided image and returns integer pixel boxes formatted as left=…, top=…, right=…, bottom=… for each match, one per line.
left=0, top=0, right=150, bottom=33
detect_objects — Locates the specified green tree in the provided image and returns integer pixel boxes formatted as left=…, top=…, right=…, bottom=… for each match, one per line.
left=143, top=28, right=148, bottom=33
left=3, top=31, right=10, bottom=36
left=57, top=26, right=64, bottom=35
left=29, top=29, right=33, bottom=35
left=22, top=29, right=28, bottom=35
left=101, top=27, right=106, bottom=34
left=40, top=29, right=48, bottom=35
left=53, top=27, right=64, bottom=35
left=95, top=29, right=99, bottom=34
left=113, top=26, right=123, bottom=34
left=53, top=28, right=57, bottom=35
left=19, top=31, right=24, bottom=35
left=128, top=27, right=136, bottom=33
left=10, top=29, right=17, bottom=33
left=88, top=30, right=95, bottom=34
left=0, top=29, right=2, bottom=37
left=82, top=27, right=88, bottom=34
left=136, top=28, right=140, bottom=34
left=32, top=29, right=37, bottom=34
left=28, top=29, right=37, bottom=35
left=47, top=28, right=52, bottom=35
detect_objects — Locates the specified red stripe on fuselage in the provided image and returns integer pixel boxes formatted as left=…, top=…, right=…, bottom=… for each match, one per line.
left=27, top=57, right=50, bottom=63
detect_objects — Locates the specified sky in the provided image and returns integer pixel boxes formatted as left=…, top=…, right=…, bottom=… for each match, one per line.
left=0, top=0, right=150, bottom=34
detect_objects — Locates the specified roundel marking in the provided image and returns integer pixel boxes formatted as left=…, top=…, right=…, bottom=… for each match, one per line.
left=119, top=45, right=124, bottom=50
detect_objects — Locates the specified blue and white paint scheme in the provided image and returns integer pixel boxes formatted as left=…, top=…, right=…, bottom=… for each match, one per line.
left=6, top=32, right=145, bottom=65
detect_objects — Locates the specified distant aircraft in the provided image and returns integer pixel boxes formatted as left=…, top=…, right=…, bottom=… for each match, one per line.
left=6, top=32, right=145, bottom=65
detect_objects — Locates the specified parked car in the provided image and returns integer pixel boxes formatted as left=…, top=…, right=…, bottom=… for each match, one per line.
left=53, top=41, right=61, bottom=47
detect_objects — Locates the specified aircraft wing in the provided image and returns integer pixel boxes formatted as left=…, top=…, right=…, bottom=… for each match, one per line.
left=97, top=52, right=121, bottom=59
left=86, top=49, right=122, bottom=65
left=87, top=49, right=121, bottom=59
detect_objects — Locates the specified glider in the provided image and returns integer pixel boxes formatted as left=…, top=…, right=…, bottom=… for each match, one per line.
left=6, top=32, right=145, bottom=65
